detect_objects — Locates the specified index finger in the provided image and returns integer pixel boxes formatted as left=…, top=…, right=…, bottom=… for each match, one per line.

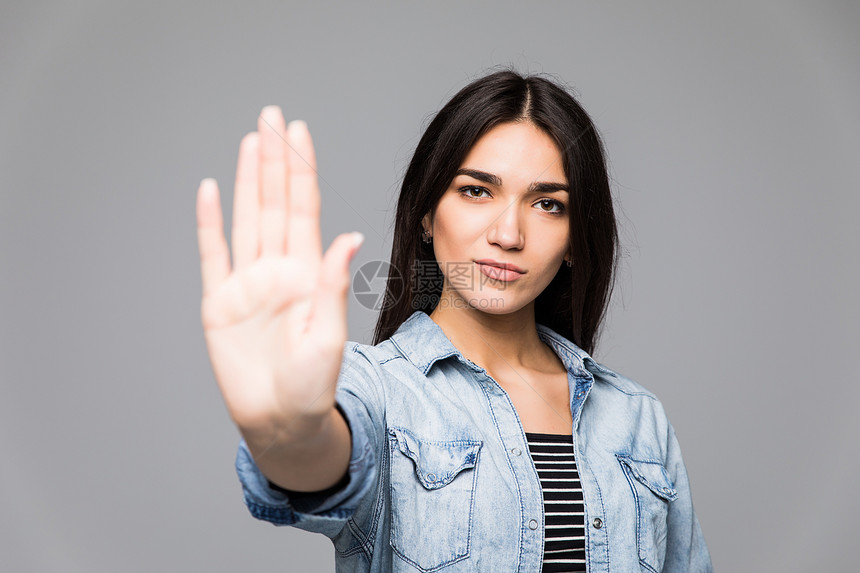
left=258, top=106, right=289, bottom=257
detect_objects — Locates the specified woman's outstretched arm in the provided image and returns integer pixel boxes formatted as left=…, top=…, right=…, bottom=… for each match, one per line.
left=196, top=105, right=364, bottom=492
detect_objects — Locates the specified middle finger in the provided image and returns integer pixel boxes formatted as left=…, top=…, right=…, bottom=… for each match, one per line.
left=258, top=105, right=289, bottom=257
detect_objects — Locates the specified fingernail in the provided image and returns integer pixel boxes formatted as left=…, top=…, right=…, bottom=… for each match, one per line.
left=262, top=105, right=281, bottom=116
left=242, top=132, right=259, bottom=149
left=287, top=119, right=307, bottom=133
left=200, top=178, right=217, bottom=198
left=352, top=232, right=365, bottom=249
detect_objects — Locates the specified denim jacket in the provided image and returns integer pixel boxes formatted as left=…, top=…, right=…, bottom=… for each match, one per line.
left=236, top=310, right=713, bottom=572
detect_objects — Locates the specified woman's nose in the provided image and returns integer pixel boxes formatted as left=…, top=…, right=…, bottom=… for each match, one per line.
left=487, top=203, right=524, bottom=250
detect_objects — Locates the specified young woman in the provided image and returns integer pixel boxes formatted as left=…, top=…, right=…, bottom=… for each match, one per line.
left=196, top=70, right=713, bottom=572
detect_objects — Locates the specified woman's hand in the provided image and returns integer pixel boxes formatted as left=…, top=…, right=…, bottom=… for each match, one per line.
left=196, top=106, right=364, bottom=445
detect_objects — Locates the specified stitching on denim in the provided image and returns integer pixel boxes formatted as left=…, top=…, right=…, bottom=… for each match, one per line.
left=538, top=334, right=577, bottom=363
left=585, top=358, right=614, bottom=375
left=582, top=456, right=609, bottom=571
left=330, top=465, right=379, bottom=561
left=426, top=350, right=461, bottom=375
left=616, top=453, right=664, bottom=466
left=334, top=520, right=367, bottom=558
left=599, top=376, right=659, bottom=399
left=619, top=458, right=643, bottom=565
left=535, top=325, right=597, bottom=375
left=387, top=428, right=478, bottom=570
left=465, top=442, right=480, bottom=567
left=618, top=456, right=666, bottom=572
left=352, top=340, right=399, bottom=366
left=390, top=548, right=472, bottom=573
left=390, top=333, right=463, bottom=376
left=357, top=366, right=389, bottom=560
left=569, top=383, right=606, bottom=572
left=388, top=336, right=411, bottom=367
left=337, top=349, right=386, bottom=560
left=364, top=452, right=384, bottom=553
left=387, top=425, right=483, bottom=447
left=388, top=428, right=481, bottom=488
left=616, top=455, right=677, bottom=498
left=364, top=429, right=389, bottom=555
left=581, top=485, right=593, bottom=570
left=246, top=498, right=355, bottom=526
left=245, top=499, right=298, bottom=526
left=482, top=380, right=526, bottom=572
left=335, top=466, right=377, bottom=558
left=536, top=330, right=587, bottom=374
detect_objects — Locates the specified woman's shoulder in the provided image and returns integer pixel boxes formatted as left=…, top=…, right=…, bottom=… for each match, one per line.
left=582, top=360, right=678, bottom=445
left=535, top=321, right=661, bottom=403
left=340, top=337, right=406, bottom=372
left=342, top=310, right=469, bottom=374
left=585, top=359, right=660, bottom=402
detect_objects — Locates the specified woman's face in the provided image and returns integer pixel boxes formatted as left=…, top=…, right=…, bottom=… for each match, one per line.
left=422, top=121, right=570, bottom=315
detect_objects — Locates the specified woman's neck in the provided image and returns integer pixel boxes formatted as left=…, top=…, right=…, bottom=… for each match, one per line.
left=428, top=298, right=558, bottom=376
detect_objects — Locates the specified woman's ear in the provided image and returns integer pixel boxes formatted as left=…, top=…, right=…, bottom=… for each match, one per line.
left=421, top=213, right=431, bottom=234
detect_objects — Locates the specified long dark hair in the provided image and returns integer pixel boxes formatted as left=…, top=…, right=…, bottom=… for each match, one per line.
left=372, top=68, right=619, bottom=355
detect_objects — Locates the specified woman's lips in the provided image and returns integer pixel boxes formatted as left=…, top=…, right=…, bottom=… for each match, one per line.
left=476, top=261, right=525, bottom=282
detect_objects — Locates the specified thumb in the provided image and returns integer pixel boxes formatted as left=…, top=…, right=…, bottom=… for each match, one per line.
left=307, top=231, right=365, bottom=350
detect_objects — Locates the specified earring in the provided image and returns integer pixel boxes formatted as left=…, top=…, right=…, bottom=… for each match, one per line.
left=422, top=229, right=433, bottom=244
left=565, top=258, right=572, bottom=268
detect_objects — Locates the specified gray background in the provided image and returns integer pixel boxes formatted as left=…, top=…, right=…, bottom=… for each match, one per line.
left=2, top=1, right=857, bottom=571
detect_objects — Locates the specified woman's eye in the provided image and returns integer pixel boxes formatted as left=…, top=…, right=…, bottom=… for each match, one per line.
left=459, top=186, right=491, bottom=199
left=536, top=199, right=565, bottom=214
left=458, top=186, right=565, bottom=215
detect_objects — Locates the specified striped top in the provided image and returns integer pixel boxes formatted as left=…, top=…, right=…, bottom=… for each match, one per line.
left=525, top=432, right=586, bottom=573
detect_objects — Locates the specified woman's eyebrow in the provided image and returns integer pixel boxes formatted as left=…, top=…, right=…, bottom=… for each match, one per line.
left=455, top=168, right=569, bottom=193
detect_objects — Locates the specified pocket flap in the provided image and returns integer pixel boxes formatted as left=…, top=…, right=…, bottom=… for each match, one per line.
left=616, top=455, right=678, bottom=501
left=389, top=427, right=482, bottom=490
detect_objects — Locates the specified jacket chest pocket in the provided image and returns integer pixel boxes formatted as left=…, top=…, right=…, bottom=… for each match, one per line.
left=387, top=426, right=482, bottom=572
left=616, top=455, right=678, bottom=572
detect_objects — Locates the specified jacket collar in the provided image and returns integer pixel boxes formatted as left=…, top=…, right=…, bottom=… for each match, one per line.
left=389, top=310, right=597, bottom=378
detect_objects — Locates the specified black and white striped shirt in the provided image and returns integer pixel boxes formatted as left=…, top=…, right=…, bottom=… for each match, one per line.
left=525, top=432, right=586, bottom=573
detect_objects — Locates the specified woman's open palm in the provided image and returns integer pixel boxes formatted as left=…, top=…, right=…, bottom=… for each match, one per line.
left=196, top=106, right=363, bottom=438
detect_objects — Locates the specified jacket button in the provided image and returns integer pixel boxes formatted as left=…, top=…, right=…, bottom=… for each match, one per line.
left=528, top=519, right=538, bottom=530
left=592, top=517, right=603, bottom=529
left=510, top=447, right=522, bottom=456
left=427, top=473, right=437, bottom=482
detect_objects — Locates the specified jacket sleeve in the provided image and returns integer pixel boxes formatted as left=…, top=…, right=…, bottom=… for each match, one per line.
left=234, top=342, right=385, bottom=539
left=662, top=419, right=714, bottom=572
